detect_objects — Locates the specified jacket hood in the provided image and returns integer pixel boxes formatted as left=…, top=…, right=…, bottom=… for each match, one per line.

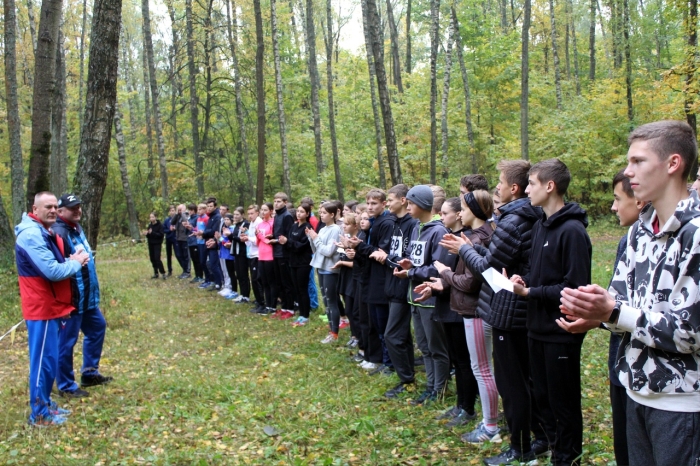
left=498, top=197, right=540, bottom=223
left=639, top=190, right=700, bottom=238
left=15, top=213, right=46, bottom=237
left=470, top=222, right=494, bottom=243
left=541, top=202, right=589, bottom=229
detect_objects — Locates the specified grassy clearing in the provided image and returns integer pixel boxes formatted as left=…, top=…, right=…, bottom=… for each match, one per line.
left=0, top=231, right=624, bottom=465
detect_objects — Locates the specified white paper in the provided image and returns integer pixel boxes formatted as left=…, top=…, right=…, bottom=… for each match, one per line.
left=482, top=267, right=514, bottom=294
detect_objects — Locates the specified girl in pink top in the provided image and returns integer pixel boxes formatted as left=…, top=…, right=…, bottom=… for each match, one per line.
left=254, top=203, right=276, bottom=313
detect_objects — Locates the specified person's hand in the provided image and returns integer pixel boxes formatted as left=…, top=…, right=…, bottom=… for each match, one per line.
left=433, top=260, right=447, bottom=274
left=206, top=238, right=216, bottom=248
left=69, top=251, right=89, bottom=266
left=370, top=250, right=387, bottom=264
left=214, top=231, right=221, bottom=239
left=147, top=228, right=152, bottom=235
left=184, top=223, right=193, bottom=230
left=560, top=285, right=616, bottom=322
left=240, top=234, right=249, bottom=242
left=556, top=316, right=602, bottom=334
left=413, top=283, right=433, bottom=302
left=347, top=236, right=362, bottom=247
left=266, top=233, right=274, bottom=239
left=306, top=228, right=318, bottom=240
left=398, top=258, right=413, bottom=270
left=240, top=226, right=247, bottom=233
left=393, top=267, right=408, bottom=279
left=278, top=235, right=287, bottom=245
left=336, top=237, right=351, bottom=248
left=428, top=276, right=445, bottom=292
left=332, top=261, right=345, bottom=269
left=195, top=230, right=203, bottom=237
left=345, top=249, right=356, bottom=259
left=505, top=269, right=529, bottom=297
left=222, top=228, right=231, bottom=236
left=439, top=233, right=468, bottom=254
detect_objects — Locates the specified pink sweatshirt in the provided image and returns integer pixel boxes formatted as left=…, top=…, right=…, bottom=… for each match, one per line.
left=255, top=219, right=274, bottom=261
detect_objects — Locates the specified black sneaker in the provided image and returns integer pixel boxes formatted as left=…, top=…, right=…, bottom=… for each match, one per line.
left=436, top=406, right=461, bottom=420
left=409, top=389, right=437, bottom=406
left=445, top=408, right=477, bottom=427
left=384, top=381, right=415, bottom=399
left=531, top=439, right=551, bottom=457
left=368, top=364, right=387, bottom=376
left=151, top=274, right=159, bottom=279
left=58, top=387, right=90, bottom=398
left=81, top=374, right=113, bottom=387
left=483, top=448, right=536, bottom=465
left=352, top=352, right=364, bottom=363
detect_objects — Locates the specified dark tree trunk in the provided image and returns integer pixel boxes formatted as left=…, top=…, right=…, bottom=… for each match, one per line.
left=589, top=0, right=595, bottom=81
left=271, top=0, right=292, bottom=198
left=4, top=0, right=26, bottom=223
left=50, top=25, right=68, bottom=196
left=26, top=0, right=38, bottom=51
left=201, top=0, right=214, bottom=160
left=114, top=102, right=141, bottom=241
left=166, top=0, right=180, bottom=159
left=440, top=16, right=455, bottom=184
left=521, top=0, right=531, bottom=160
left=685, top=0, right=697, bottom=180
left=306, top=0, right=325, bottom=178
left=405, top=0, right=412, bottom=74
left=254, top=0, right=266, bottom=205
left=452, top=7, right=476, bottom=173
left=186, top=0, right=204, bottom=198
left=326, top=0, right=344, bottom=202
left=26, top=0, right=63, bottom=210
left=74, top=0, right=123, bottom=248
left=361, top=0, right=386, bottom=189
left=78, top=0, right=88, bottom=132
left=385, top=0, right=403, bottom=93
left=549, top=0, right=562, bottom=109
left=141, top=49, right=156, bottom=198
left=0, top=192, right=14, bottom=261
left=623, top=0, right=633, bottom=122
left=429, top=0, right=441, bottom=184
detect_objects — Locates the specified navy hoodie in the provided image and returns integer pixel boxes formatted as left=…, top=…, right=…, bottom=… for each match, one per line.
left=273, top=206, right=294, bottom=258
left=407, top=219, right=450, bottom=307
left=354, top=210, right=394, bottom=304
left=202, top=208, right=222, bottom=249
left=527, top=202, right=592, bottom=343
left=384, top=213, right=419, bottom=302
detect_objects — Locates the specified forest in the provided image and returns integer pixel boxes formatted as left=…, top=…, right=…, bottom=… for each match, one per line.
left=0, top=0, right=697, bottom=251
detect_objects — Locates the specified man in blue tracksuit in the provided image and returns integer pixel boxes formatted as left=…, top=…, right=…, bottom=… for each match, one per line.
left=53, top=194, right=113, bottom=397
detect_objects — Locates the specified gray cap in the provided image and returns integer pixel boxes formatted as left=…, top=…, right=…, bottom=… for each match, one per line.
left=406, top=185, right=434, bottom=212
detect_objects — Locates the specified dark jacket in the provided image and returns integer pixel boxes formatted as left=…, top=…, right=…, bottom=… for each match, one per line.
left=352, top=229, right=370, bottom=286
left=146, top=220, right=165, bottom=244
left=432, top=227, right=469, bottom=323
left=459, top=197, right=540, bottom=331
left=173, top=213, right=190, bottom=242
left=273, top=206, right=294, bottom=258
left=187, top=214, right=198, bottom=247
left=286, top=222, right=313, bottom=268
left=230, top=220, right=250, bottom=258
left=437, top=224, right=494, bottom=321
left=407, top=219, right=450, bottom=307
left=354, top=210, right=394, bottom=304
left=163, top=216, right=176, bottom=242
left=338, top=251, right=355, bottom=298
left=384, top=213, right=418, bottom=302
left=202, top=208, right=221, bottom=249
left=527, top=202, right=591, bottom=344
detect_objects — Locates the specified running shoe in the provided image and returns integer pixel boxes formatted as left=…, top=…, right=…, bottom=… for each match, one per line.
left=198, top=281, right=212, bottom=289
left=339, top=318, right=350, bottom=329
left=49, top=401, right=71, bottom=417
left=232, top=295, right=250, bottom=303
left=292, top=316, right=309, bottom=327
left=461, top=422, right=502, bottom=444
left=320, top=333, right=338, bottom=344
left=483, top=448, right=536, bottom=465
left=28, top=414, right=67, bottom=427
left=445, top=409, right=477, bottom=428
left=278, top=310, right=294, bottom=320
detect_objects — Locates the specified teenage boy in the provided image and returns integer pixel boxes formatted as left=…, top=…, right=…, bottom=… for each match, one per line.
left=561, top=120, right=700, bottom=465
left=558, top=169, right=644, bottom=466
left=382, top=185, right=419, bottom=397
left=163, top=205, right=177, bottom=276
left=184, top=204, right=203, bottom=282
left=348, top=189, right=394, bottom=370
left=271, top=193, right=296, bottom=318
left=199, top=197, right=223, bottom=291
left=459, top=174, right=489, bottom=195
left=509, top=158, right=592, bottom=466
left=441, top=160, right=546, bottom=462
left=394, top=185, right=450, bottom=405
left=173, top=204, right=191, bottom=279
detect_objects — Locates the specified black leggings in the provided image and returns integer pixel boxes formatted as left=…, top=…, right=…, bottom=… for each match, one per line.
left=189, top=245, right=203, bottom=278
left=224, top=259, right=236, bottom=290
left=342, top=294, right=359, bottom=338
left=291, top=266, right=311, bottom=318
left=318, top=273, right=340, bottom=333
left=165, top=238, right=174, bottom=273
left=234, top=255, right=251, bottom=298
left=258, top=260, right=277, bottom=309
left=249, top=258, right=264, bottom=305
left=443, top=321, right=479, bottom=413
left=148, top=243, right=165, bottom=274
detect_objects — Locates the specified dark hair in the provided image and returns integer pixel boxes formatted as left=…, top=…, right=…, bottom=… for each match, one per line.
left=344, top=200, right=359, bottom=211
left=235, top=206, right=245, bottom=215
left=365, top=188, right=387, bottom=202
left=530, top=158, right=571, bottom=195
left=460, top=174, right=489, bottom=192
left=297, top=202, right=311, bottom=218
left=206, top=197, right=218, bottom=206
left=274, top=192, right=289, bottom=202
left=628, top=120, right=698, bottom=180
left=220, top=204, right=229, bottom=210
left=300, top=196, right=314, bottom=206
left=443, top=197, right=462, bottom=213
left=168, top=204, right=176, bottom=210
left=262, top=202, right=274, bottom=212
left=187, top=203, right=196, bottom=211
left=612, top=169, right=634, bottom=198
left=388, top=184, right=409, bottom=198
left=320, top=201, right=340, bottom=221
left=497, top=159, right=531, bottom=197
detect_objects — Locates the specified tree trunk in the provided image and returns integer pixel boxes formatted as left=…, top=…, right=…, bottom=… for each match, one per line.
left=4, top=0, right=26, bottom=224
left=26, top=0, right=38, bottom=51
left=166, top=0, right=180, bottom=159
left=686, top=0, right=698, bottom=167
left=440, top=16, right=454, bottom=184
left=306, top=0, right=325, bottom=178
left=50, top=25, right=68, bottom=195
left=549, top=0, right=562, bottom=109
left=385, top=0, right=403, bottom=93
left=361, top=0, right=386, bottom=189
left=568, top=0, right=581, bottom=95
left=623, top=0, right=633, bottom=122
left=521, top=0, right=531, bottom=160
left=74, top=0, right=123, bottom=248
left=0, top=192, right=14, bottom=262
left=142, top=0, right=169, bottom=206
left=589, top=0, right=595, bottom=81
left=365, top=0, right=402, bottom=185
left=78, top=0, right=88, bottom=132
left=201, top=0, right=214, bottom=160
left=186, top=0, right=204, bottom=198
left=452, top=7, right=476, bottom=173
left=254, top=0, right=266, bottom=205
left=114, top=102, right=141, bottom=241
left=141, top=49, right=156, bottom=198
left=26, top=0, right=63, bottom=210
left=405, top=0, right=412, bottom=74
left=271, top=0, right=292, bottom=198
left=226, top=0, right=254, bottom=200
left=326, top=0, right=344, bottom=202
left=429, top=0, right=440, bottom=184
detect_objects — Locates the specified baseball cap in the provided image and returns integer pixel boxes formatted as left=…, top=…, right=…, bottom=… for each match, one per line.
left=58, top=194, right=82, bottom=208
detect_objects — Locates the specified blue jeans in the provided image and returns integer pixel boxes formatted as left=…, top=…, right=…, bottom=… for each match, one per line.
left=309, top=267, right=319, bottom=308
left=57, top=308, right=107, bottom=392
left=198, top=245, right=212, bottom=282
left=26, top=319, right=60, bottom=420
left=206, top=248, right=223, bottom=286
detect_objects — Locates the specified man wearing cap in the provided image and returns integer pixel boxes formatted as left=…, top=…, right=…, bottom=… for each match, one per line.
left=15, top=192, right=89, bottom=426
left=53, top=193, right=113, bottom=397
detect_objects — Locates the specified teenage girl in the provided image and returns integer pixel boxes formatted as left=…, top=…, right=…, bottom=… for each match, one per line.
left=255, top=203, right=276, bottom=314
left=334, top=212, right=360, bottom=347
left=280, top=203, right=313, bottom=326
left=308, top=202, right=343, bottom=343
left=144, top=212, right=166, bottom=279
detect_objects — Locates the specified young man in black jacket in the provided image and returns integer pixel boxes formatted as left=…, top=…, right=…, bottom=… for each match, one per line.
left=510, top=159, right=592, bottom=466
left=199, top=197, right=223, bottom=291
left=272, top=193, right=296, bottom=317
left=441, top=160, right=548, bottom=464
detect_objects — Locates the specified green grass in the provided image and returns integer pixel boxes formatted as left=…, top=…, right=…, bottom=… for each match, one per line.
left=0, top=234, right=623, bottom=465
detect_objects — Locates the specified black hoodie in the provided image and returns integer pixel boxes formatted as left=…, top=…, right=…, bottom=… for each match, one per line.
left=384, top=213, right=419, bottom=302
left=527, top=202, right=592, bottom=343
left=354, top=210, right=395, bottom=304
left=273, top=206, right=294, bottom=258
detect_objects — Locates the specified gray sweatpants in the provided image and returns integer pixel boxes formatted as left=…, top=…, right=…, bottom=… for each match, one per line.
left=411, top=305, right=449, bottom=394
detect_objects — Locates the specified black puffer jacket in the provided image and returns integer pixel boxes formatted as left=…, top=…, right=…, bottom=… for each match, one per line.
left=459, top=197, right=540, bottom=331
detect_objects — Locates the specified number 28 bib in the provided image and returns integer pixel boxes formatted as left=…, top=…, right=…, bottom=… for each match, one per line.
left=409, top=241, right=427, bottom=266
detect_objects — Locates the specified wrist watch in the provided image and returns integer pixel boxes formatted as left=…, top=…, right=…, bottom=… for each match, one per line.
left=607, top=300, right=622, bottom=324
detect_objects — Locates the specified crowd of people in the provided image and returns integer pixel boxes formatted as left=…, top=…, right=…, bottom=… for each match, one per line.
left=14, top=120, right=700, bottom=466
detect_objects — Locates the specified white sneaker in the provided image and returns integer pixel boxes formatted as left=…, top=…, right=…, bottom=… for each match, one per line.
left=218, top=288, right=231, bottom=296
left=360, top=361, right=378, bottom=370
left=233, top=295, right=250, bottom=303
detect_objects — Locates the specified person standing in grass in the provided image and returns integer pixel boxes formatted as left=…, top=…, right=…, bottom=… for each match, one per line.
left=333, top=212, right=361, bottom=344
left=172, top=204, right=191, bottom=279
left=194, top=204, right=211, bottom=286
left=15, top=192, right=89, bottom=426
left=253, top=203, right=276, bottom=314
left=198, top=198, right=223, bottom=292
left=229, top=207, right=251, bottom=303
left=272, top=193, right=296, bottom=316
left=145, top=212, right=167, bottom=279
left=308, top=202, right=343, bottom=343
left=54, top=194, right=113, bottom=398
left=163, top=205, right=176, bottom=277
left=241, top=205, right=264, bottom=311
left=184, top=204, right=203, bottom=283
left=280, top=203, right=313, bottom=326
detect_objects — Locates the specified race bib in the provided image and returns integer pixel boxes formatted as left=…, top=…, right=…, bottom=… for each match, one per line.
left=390, top=235, right=402, bottom=256
left=409, top=241, right=427, bottom=266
